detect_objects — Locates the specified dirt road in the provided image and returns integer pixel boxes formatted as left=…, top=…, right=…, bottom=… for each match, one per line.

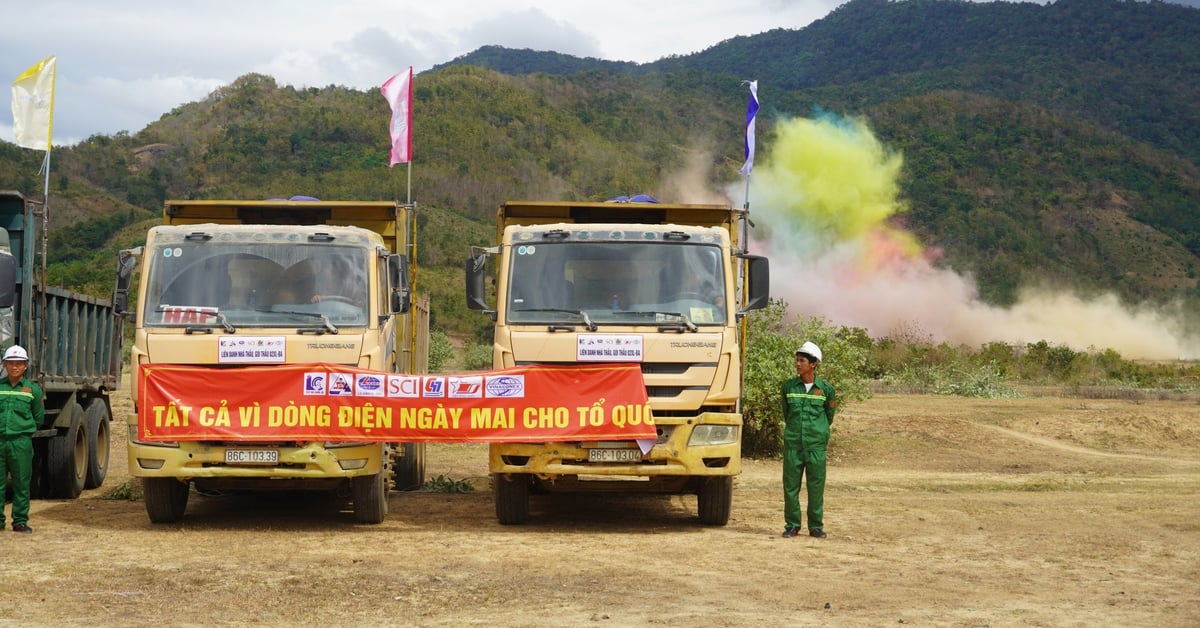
left=3, top=391, right=1197, bottom=626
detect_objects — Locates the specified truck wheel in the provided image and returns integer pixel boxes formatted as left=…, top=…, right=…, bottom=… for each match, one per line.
left=392, top=442, right=426, bottom=491
left=143, top=477, right=189, bottom=523
left=697, top=476, right=733, bottom=526
left=28, top=443, right=49, bottom=499
left=494, top=473, right=531, bottom=525
left=84, top=400, right=112, bottom=489
left=47, top=402, right=88, bottom=499
left=351, top=471, right=388, bottom=524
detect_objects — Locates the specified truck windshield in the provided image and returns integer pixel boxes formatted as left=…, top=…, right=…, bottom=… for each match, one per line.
left=143, top=242, right=369, bottom=328
left=506, top=241, right=726, bottom=326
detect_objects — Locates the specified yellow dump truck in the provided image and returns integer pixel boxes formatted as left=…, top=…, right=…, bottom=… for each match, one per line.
left=115, top=198, right=429, bottom=523
left=466, top=199, right=769, bottom=524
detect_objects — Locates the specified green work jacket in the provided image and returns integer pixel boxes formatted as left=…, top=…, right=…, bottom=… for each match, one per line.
left=0, top=376, right=45, bottom=437
left=781, top=375, right=837, bottom=451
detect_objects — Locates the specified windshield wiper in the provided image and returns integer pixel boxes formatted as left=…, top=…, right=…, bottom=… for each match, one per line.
left=270, top=309, right=339, bottom=334
left=623, top=310, right=698, bottom=333
left=513, top=307, right=598, bottom=332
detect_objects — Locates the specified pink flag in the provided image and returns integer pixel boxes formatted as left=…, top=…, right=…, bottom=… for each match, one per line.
left=381, top=67, right=413, bottom=166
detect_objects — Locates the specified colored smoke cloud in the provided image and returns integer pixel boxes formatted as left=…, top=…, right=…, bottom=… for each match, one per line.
left=743, top=113, right=1200, bottom=360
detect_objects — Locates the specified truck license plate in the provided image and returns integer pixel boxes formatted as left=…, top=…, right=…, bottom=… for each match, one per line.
left=225, top=449, right=279, bottom=464
left=587, top=448, right=642, bottom=463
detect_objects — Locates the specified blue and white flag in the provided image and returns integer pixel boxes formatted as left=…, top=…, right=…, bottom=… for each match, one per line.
left=739, top=80, right=759, bottom=176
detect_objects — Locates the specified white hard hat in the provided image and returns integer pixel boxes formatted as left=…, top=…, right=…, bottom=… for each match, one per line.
left=3, top=345, right=29, bottom=361
left=796, top=341, right=822, bottom=363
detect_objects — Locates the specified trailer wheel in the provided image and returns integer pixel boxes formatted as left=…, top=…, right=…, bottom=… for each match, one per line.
left=84, top=400, right=112, bottom=489
left=697, top=476, right=733, bottom=526
left=143, top=477, right=189, bottom=523
left=392, top=442, right=426, bottom=491
left=351, top=471, right=388, bottom=524
left=47, top=402, right=88, bottom=499
left=494, top=473, right=531, bottom=525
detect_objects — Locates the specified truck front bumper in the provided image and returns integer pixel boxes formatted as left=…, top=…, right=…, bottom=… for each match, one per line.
left=127, top=440, right=385, bottom=481
left=489, top=412, right=741, bottom=481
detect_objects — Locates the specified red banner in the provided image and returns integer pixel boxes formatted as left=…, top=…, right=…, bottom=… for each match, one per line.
left=137, top=363, right=654, bottom=443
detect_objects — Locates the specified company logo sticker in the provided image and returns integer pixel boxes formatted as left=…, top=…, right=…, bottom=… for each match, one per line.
left=448, top=376, right=483, bottom=398
left=356, top=374, right=384, bottom=397
left=386, top=375, right=422, bottom=398
left=421, top=377, right=445, bottom=398
left=303, top=372, right=326, bottom=396
left=328, top=373, right=355, bottom=396
left=485, top=375, right=525, bottom=398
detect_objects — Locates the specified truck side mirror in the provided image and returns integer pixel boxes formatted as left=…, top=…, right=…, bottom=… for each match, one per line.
left=113, top=248, right=139, bottom=320
left=388, top=254, right=411, bottom=314
left=0, top=252, right=14, bottom=309
left=465, top=253, right=489, bottom=311
left=742, top=255, right=770, bottom=312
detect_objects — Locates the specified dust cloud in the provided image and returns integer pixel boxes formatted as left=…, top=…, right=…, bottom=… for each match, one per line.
left=739, top=114, right=1200, bottom=360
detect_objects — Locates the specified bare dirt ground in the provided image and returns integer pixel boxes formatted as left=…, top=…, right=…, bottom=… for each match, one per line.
left=2, top=384, right=1198, bottom=627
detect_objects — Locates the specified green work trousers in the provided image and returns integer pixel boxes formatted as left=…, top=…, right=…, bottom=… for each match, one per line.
left=0, top=436, right=34, bottom=528
left=782, top=445, right=826, bottom=531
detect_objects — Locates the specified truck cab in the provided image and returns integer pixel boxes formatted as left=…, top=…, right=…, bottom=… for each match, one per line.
left=467, top=199, right=768, bottom=525
left=118, top=198, right=428, bottom=523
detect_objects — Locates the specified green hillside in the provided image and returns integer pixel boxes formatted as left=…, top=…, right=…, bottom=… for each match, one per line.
left=1, top=0, right=1197, bottom=337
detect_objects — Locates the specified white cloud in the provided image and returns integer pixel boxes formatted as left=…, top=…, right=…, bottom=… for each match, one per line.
left=1, top=0, right=840, bottom=144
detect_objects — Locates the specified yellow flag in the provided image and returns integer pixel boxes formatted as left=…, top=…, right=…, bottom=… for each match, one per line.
left=11, top=55, right=56, bottom=151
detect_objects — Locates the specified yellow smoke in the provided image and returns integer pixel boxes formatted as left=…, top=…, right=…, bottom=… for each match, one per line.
left=746, top=115, right=1199, bottom=360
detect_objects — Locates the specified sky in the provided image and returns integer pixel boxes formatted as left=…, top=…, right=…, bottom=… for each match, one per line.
left=1, top=0, right=848, bottom=145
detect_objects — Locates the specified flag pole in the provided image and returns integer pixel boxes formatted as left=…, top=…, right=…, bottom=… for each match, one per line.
left=737, top=79, right=759, bottom=255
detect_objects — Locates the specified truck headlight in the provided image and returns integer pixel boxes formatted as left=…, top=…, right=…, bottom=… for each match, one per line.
left=688, top=424, right=738, bottom=446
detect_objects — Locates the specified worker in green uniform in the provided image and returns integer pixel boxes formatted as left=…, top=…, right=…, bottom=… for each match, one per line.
left=0, top=345, right=44, bottom=533
left=781, top=341, right=837, bottom=539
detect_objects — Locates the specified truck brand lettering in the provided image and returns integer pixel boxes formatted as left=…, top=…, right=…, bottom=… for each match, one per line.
left=307, top=343, right=356, bottom=350
left=669, top=341, right=718, bottom=348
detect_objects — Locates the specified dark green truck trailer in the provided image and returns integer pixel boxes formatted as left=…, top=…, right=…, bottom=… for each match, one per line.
left=0, top=190, right=123, bottom=498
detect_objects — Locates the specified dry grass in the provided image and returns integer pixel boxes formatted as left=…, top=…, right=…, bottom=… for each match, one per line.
left=1, top=391, right=1197, bottom=626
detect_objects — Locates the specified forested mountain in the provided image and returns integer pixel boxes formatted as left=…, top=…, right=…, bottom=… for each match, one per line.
left=1, top=0, right=1197, bottom=338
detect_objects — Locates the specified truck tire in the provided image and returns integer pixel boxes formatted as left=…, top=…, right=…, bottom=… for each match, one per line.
left=84, top=400, right=112, bottom=489
left=28, top=443, right=49, bottom=499
left=392, top=442, right=426, bottom=491
left=494, top=473, right=531, bottom=525
left=351, top=471, right=388, bottom=524
left=143, top=477, right=189, bottom=523
left=697, top=476, right=733, bottom=526
left=47, top=402, right=88, bottom=499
